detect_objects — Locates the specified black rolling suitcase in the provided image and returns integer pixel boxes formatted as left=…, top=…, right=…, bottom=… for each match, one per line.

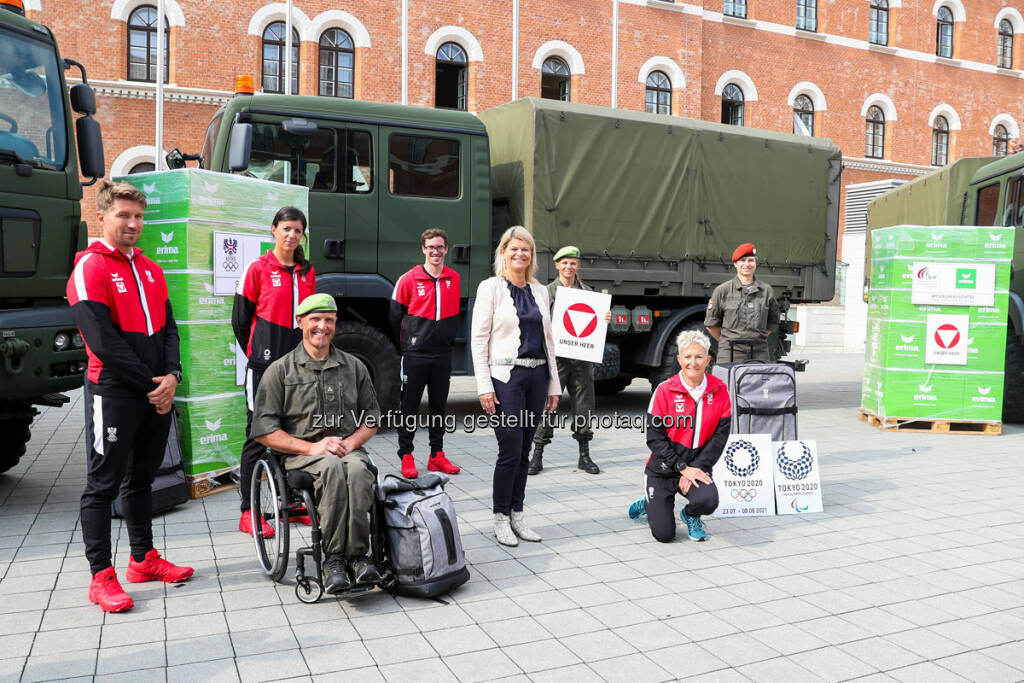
left=711, top=360, right=798, bottom=441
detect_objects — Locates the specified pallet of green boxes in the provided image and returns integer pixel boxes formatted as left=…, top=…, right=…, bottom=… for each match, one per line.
left=118, top=169, right=309, bottom=495
left=861, top=225, right=1013, bottom=434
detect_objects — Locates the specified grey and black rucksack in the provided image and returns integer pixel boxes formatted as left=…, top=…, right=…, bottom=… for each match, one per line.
left=379, top=473, right=470, bottom=598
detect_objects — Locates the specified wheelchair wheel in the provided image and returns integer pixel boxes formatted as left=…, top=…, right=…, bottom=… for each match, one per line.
left=295, top=576, right=324, bottom=604
left=251, top=457, right=290, bottom=581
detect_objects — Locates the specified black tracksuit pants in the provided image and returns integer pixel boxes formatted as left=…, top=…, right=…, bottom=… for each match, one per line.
left=81, top=387, right=171, bottom=574
left=239, top=365, right=267, bottom=512
left=397, top=354, right=452, bottom=457
left=645, top=471, right=720, bottom=543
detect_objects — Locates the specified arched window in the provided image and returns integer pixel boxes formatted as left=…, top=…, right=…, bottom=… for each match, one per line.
left=869, top=0, right=889, bottom=46
left=936, top=6, right=954, bottom=58
left=262, top=22, right=299, bottom=94
left=129, top=161, right=156, bottom=174
left=541, top=57, right=571, bottom=101
left=724, top=0, right=747, bottom=19
left=865, top=105, right=885, bottom=158
left=127, top=6, right=168, bottom=83
left=797, top=0, right=817, bottom=32
left=435, top=42, right=468, bottom=110
left=319, top=29, right=354, bottom=98
left=793, top=94, right=814, bottom=135
left=999, top=19, right=1014, bottom=69
left=645, top=71, right=671, bottom=115
left=721, top=84, right=744, bottom=126
left=932, top=115, right=949, bottom=166
left=994, top=124, right=1010, bottom=157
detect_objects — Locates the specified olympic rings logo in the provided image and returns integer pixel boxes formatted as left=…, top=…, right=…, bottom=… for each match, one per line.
left=776, top=442, right=813, bottom=481
left=725, top=440, right=760, bottom=478
left=731, top=488, right=757, bottom=502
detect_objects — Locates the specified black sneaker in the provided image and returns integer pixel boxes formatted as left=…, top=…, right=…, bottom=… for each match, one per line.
left=350, top=558, right=382, bottom=586
left=323, top=555, right=353, bottom=594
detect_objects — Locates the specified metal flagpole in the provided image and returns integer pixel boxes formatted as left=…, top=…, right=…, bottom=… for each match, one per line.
left=155, top=0, right=165, bottom=169
left=285, top=0, right=293, bottom=95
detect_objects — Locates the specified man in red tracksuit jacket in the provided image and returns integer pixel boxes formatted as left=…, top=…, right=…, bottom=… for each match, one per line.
left=629, top=330, right=731, bottom=543
left=389, top=228, right=461, bottom=478
left=67, top=181, right=193, bottom=613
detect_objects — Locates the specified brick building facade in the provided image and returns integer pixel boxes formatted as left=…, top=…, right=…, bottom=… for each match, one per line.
left=26, top=0, right=1024, bottom=344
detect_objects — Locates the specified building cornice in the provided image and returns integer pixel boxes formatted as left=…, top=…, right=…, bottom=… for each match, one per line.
left=842, top=156, right=934, bottom=176
left=67, top=78, right=231, bottom=106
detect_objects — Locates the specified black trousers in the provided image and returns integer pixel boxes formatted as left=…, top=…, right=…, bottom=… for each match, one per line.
left=397, top=354, right=452, bottom=457
left=81, top=389, right=171, bottom=574
left=491, top=365, right=548, bottom=514
left=239, top=365, right=267, bottom=512
left=645, top=471, right=719, bottom=543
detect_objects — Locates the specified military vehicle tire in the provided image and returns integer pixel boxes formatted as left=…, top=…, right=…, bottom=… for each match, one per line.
left=1002, top=335, right=1024, bottom=423
left=650, top=320, right=712, bottom=389
left=0, top=409, right=32, bottom=474
left=595, top=376, right=632, bottom=395
left=332, top=321, right=401, bottom=411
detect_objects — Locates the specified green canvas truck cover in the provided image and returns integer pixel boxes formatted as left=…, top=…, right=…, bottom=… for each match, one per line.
left=480, top=98, right=842, bottom=269
left=867, top=157, right=996, bottom=231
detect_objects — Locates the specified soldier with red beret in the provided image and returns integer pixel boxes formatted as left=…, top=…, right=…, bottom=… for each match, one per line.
left=703, top=243, right=780, bottom=362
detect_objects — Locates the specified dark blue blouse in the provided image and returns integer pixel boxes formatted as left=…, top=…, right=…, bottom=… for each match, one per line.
left=506, top=280, right=544, bottom=359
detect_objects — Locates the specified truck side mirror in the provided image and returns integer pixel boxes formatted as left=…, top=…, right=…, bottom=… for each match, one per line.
left=76, top=115, right=104, bottom=185
left=69, top=83, right=96, bottom=115
left=228, top=123, right=253, bottom=172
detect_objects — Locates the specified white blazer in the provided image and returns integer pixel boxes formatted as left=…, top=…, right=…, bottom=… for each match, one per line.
left=471, top=277, right=561, bottom=397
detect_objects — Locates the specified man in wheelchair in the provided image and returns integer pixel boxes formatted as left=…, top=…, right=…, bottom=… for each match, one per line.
left=250, top=293, right=383, bottom=594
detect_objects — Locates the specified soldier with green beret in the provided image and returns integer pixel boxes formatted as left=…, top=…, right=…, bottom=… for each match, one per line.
left=251, top=293, right=384, bottom=594
left=704, top=243, right=780, bottom=362
left=528, top=246, right=607, bottom=476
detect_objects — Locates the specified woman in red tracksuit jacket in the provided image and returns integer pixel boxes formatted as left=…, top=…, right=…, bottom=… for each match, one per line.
left=232, top=206, right=316, bottom=537
left=629, top=329, right=731, bottom=543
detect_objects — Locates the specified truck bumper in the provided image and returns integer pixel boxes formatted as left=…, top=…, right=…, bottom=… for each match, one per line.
left=0, top=304, right=86, bottom=401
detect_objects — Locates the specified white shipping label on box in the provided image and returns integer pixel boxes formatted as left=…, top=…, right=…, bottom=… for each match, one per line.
left=911, top=262, right=995, bottom=306
left=551, top=287, right=611, bottom=363
left=773, top=440, right=823, bottom=515
left=925, top=314, right=969, bottom=365
left=213, top=231, right=275, bottom=295
left=712, top=433, right=775, bottom=517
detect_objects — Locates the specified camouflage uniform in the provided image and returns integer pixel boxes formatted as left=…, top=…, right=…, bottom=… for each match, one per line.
left=704, top=276, right=780, bottom=362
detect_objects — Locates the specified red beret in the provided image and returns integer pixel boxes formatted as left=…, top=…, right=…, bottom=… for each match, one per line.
left=732, top=243, right=757, bottom=262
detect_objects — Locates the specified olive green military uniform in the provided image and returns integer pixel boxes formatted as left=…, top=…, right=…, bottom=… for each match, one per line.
left=251, top=343, right=381, bottom=559
left=534, top=279, right=596, bottom=446
left=704, top=276, right=780, bottom=362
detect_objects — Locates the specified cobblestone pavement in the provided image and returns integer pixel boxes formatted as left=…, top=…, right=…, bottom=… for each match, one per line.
left=2, top=352, right=1023, bottom=682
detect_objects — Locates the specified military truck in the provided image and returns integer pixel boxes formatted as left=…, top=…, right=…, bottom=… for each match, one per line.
left=867, top=153, right=1024, bottom=422
left=192, top=94, right=841, bottom=408
left=0, top=0, right=104, bottom=473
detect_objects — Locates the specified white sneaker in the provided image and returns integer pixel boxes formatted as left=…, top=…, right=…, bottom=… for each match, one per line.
left=494, top=513, right=518, bottom=547
left=510, top=510, right=541, bottom=542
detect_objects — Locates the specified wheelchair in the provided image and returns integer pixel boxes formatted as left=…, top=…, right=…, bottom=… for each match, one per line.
left=249, top=452, right=393, bottom=603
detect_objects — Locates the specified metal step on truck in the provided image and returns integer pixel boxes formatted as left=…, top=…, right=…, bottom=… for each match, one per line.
left=177, top=88, right=841, bottom=409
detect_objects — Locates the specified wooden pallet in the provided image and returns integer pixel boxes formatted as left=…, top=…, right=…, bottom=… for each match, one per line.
left=858, top=408, right=1001, bottom=435
left=187, top=467, right=239, bottom=499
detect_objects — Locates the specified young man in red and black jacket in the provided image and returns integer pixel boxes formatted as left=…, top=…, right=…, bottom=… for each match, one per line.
left=231, top=206, right=316, bottom=536
left=628, top=330, right=731, bottom=543
left=389, top=228, right=461, bottom=478
left=67, top=181, right=193, bottom=613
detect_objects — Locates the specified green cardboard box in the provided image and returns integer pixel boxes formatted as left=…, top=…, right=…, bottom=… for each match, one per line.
left=961, top=375, right=1004, bottom=421
left=165, top=272, right=233, bottom=322
left=865, top=318, right=1007, bottom=373
left=174, top=392, right=246, bottom=476
left=873, top=369, right=964, bottom=419
left=177, top=322, right=241, bottom=396
left=117, top=168, right=309, bottom=227
left=137, top=220, right=273, bottom=271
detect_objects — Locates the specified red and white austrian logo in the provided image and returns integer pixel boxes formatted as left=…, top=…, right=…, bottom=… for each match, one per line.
left=563, top=303, right=598, bottom=338
left=933, top=323, right=961, bottom=349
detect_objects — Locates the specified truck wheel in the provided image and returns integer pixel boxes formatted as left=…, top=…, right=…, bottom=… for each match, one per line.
left=332, top=321, right=402, bottom=411
left=1003, top=335, right=1024, bottom=423
left=0, top=404, right=34, bottom=475
left=650, top=320, right=714, bottom=390
left=595, top=377, right=632, bottom=395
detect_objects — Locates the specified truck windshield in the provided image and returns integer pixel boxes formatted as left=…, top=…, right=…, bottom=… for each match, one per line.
left=0, top=26, right=68, bottom=170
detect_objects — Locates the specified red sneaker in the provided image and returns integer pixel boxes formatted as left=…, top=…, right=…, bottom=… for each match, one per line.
left=125, top=549, right=194, bottom=584
left=401, top=453, right=419, bottom=479
left=239, top=510, right=275, bottom=538
left=88, top=567, right=134, bottom=613
left=428, top=451, right=461, bottom=475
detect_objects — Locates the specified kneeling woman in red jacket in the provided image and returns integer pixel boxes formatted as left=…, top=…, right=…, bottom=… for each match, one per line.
left=629, top=330, right=731, bottom=542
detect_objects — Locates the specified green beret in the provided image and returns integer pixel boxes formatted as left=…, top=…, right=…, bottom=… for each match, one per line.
left=295, top=293, right=337, bottom=317
left=553, top=245, right=581, bottom=262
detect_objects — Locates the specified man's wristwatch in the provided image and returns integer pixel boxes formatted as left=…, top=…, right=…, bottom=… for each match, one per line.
left=169, top=370, right=183, bottom=383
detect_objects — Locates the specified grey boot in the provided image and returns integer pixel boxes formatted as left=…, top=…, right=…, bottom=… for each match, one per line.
left=577, top=442, right=600, bottom=475
left=527, top=444, right=544, bottom=475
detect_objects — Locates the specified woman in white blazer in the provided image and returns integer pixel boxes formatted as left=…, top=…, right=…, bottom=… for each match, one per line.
left=471, top=226, right=561, bottom=546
